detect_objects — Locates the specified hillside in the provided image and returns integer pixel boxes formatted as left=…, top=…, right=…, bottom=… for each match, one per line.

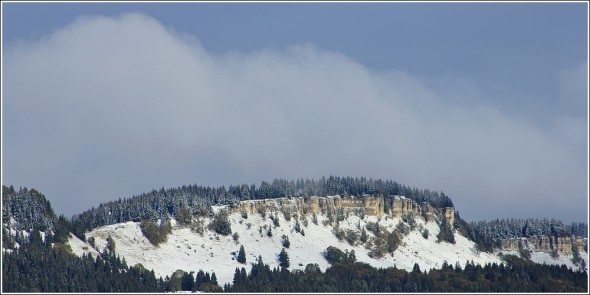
left=2, top=184, right=588, bottom=292
left=65, top=195, right=585, bottom=287
left=2, top=186, right=163, bottom=292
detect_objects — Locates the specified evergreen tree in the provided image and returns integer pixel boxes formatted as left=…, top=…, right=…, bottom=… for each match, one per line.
left=412, top=263, right=421, bottom=274
left=360, top=228, right=368, bottom=243
left=211, top=272, right=218, bottom=285
left=106, top=235, right=116, bottom=253
left=281, top=234, right=290, bottom=248
left=181, top=271, right=194, bottom=291
left=210, top=210, right=232, bottom=236
left=237, top=245, right=246, bottom=264
left=278, top=248, right=290, bottom=268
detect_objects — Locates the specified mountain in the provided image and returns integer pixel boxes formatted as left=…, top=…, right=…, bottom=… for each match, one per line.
left=66, top=194, right=588, bottom=287
left=2, top=186, right=163, bottom=292
left=2, top=180, right=588, bottom=292
left=68, top=196, right=500, bottom=287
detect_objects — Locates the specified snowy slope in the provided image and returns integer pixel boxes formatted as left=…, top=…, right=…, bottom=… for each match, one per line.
left=498, top=249, right=589, bottom=272
left=68, top=233, right=100, bottom=258
left=69, top=204, right=504, bottom=286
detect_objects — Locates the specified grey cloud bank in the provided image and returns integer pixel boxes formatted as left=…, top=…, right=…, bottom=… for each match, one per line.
left=2, top=13, right=587, bottom=222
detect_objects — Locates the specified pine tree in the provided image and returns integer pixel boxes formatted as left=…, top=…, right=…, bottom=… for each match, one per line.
left=211, top=272, right=218, bottom=285
left=279, top=248, right=290, bottom=268
left=412, top=263, right=421, bottom=274
left=281, top=235, right=290, bottom=248
left=360, top=228, right=368, bottom=243
left=237, top=245, right=246, bottom=264
left=106, top=235, right=116, bottom=253
left=181, top=272, right=194, bottom=291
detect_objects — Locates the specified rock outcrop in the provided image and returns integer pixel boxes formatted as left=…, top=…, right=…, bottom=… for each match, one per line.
left=501, top=235, right=586, bottom=255
left=444, top=207, right=455, bottom=226
left=228, top=194, right=454, bottom=226
left=390, top=195, right=454, bottom=225
left=527, top=235, right=551, bottom=252
left=228, top=195, right=385, bottom=218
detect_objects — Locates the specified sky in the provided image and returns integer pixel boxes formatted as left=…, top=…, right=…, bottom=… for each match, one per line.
left=1, top=2, right=588, bottom=223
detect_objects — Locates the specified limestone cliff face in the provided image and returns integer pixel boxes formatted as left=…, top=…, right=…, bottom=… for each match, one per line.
left=229, top=195, right=584, bottom=256
left=444, top=207, right=455, bottom=226
left=228, top=194, right=453, bottom=226
left=390, top=195, right=454, bottom=225
left=362, top=196, right=384, bottom=216
left=555, top=236, right=573, bottom=255
left=574, top=237, right=586, bottom=254
left=501, top=235, right=586, bottom=255
left=391, top=196, right=414, bottom=218
left=228, top=195, right=384, bottom=218
left=527, top=235, right=551, bottom=252
left=502, top=238, right=521, bottom=251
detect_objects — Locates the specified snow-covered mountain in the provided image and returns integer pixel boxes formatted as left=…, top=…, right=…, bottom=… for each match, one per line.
left=64, top=195, right=587, bottom=286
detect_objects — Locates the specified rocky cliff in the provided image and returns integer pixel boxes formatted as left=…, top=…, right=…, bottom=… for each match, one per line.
left=228, top=195, right=385, bottom=218
left=501, top=235, right=587, bottom=254
left=390, top=195, right=454, bottom=225
left=228, top=194, right=455, bottom=225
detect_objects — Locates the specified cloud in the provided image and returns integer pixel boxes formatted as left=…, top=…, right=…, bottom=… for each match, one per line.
left=3, top=13, right=587, bottom=222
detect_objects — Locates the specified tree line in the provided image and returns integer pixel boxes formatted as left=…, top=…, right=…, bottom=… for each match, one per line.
left=469, top=218, right=588, bottom=251
left=224, top=253, right=587, bottom=292
left=69, top=176, right=454, bottom=240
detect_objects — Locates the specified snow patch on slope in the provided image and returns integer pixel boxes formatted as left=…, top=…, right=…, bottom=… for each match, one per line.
left=74, top=209, right=503, bottom=286
left=499, top=250, right=589, bottom=272
left=68, top=233, right=100, bottom=258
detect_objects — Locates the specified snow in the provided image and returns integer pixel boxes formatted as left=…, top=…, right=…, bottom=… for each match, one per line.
left=2, top=196, right=580, bottom=289
left=328, top=214, right=502, bottom=272
left=498, top=250, right=589, bottom=272
left=67, top=233, right=100, bottom=258
left=211, top=205, right=228, bottom=214
left=8, top=227, right=18, bottom=237
left=74, top=209, right=504, bottom=286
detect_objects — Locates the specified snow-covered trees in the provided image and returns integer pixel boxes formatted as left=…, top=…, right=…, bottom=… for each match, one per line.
left=469, top=218, right=587, bottom=251
left=323, top=246, right=356, bottom=264
left=437, top=218, right=455, bottom=244
left=2, top=186, right=56, bottom=233
left=69, top=176, right=457, bottom=235
left=281, top=234, right=290, bottom=248
left=106, top=235, right=116, bottom=253
left=210, top=210, right=231, bottom=236
left=140, top=220, right=172, bottom=246
left=175, top=207, right=192, bottom=226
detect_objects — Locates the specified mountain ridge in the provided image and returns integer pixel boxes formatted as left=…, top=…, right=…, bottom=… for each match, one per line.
left=2, top=181, right=588, bottom=292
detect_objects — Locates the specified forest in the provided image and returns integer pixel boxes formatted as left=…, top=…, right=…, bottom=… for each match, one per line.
left=470, top=218, right=588, bottom=250
left=225, top=254, right=587, bottom=292
left=3, top=228, right=587, bottom=292
left=2, top=182, right=588, bottom=292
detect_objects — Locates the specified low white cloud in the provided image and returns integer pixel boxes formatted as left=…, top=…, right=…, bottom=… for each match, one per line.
left=3, top=13, right=587, bottom=222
